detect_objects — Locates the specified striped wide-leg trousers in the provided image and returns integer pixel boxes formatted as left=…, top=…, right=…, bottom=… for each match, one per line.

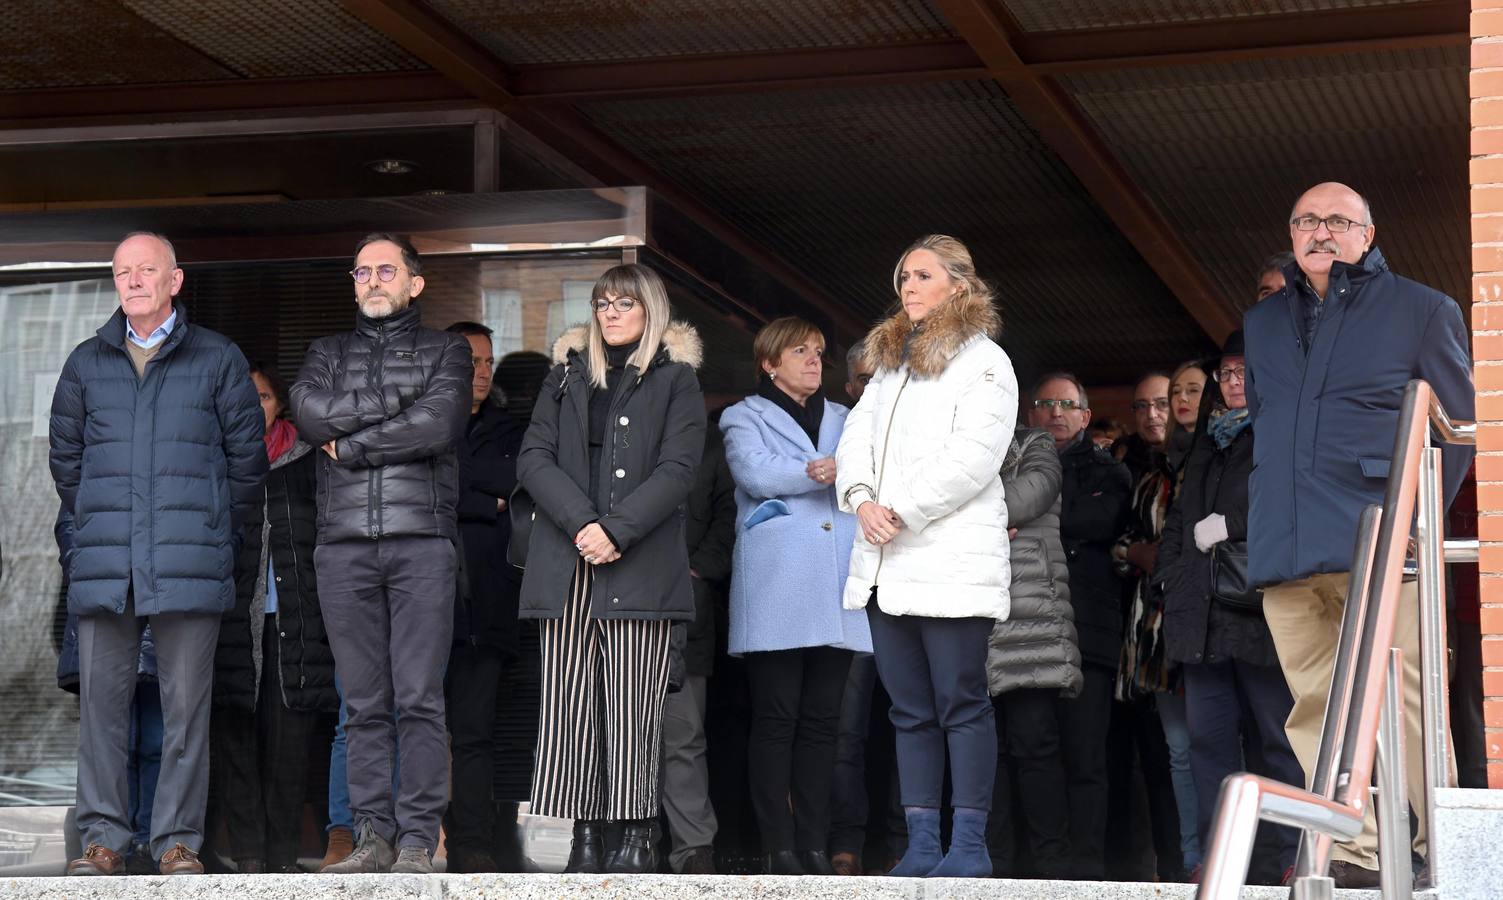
left=531, top=560, right=673, bottom=821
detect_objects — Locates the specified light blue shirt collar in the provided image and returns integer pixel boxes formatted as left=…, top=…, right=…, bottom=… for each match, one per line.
left=126, top=308, right=177, bottom=349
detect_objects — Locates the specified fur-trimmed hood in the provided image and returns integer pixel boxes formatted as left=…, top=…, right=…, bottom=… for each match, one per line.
left=550, top=320, right=704, bottom=371
left=863, top=291, right=1002, bottom=378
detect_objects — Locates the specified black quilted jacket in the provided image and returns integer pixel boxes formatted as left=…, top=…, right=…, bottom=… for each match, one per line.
left=289, top=304, right=472, bottom=545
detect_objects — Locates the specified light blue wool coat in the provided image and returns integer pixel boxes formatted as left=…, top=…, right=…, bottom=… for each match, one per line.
left=721, top=395, right=873, bottom=656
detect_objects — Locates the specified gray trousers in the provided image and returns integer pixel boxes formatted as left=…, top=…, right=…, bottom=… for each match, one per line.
left=659, top=674, right=717, bottom=869
left=314, top=535, right=455, bottom=851
left=76, top=594, right=217, bottom=859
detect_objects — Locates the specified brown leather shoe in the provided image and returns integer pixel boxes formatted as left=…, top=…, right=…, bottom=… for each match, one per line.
left=1329, top=860, right=1381, bottom=888
left=831, top=851, right=860, bottom=876
left=68, top=844, right=124, bottom=876
left=320, top=826, right=354, bottom=871
left=159, top=843, right=204, bottom=875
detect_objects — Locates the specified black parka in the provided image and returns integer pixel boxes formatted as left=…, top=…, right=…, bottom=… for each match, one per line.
left=517, top=323, right=707, bottom=621
left=1058, top=432, right=1133, bottom=670
left=455, top=399, right=527, bottom=655
left=682, top=423, right=736, bottom=676
left=214, top=442, right=339, bottom=713
left=1157, top=407, right=1277, bottom=667
left=288, top=304, right=472, bottom=545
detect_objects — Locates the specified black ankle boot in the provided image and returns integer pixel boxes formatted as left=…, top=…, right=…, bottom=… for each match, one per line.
left=765, top=850, right=804, bottom=875
left=565, top=820, right=605, bottom=874
left=797, top=850, right=836, bottom=875
left=604, top=821, right=656, bottom=874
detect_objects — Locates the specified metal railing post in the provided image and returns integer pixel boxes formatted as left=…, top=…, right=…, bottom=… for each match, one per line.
left=1294, top=504, right=1382, bottom=880
left=1376, top=647, right=1413, bottom=899
left=1416, top=441, right=1453, bottom=887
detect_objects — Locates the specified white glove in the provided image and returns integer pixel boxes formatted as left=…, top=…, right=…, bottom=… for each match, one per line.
left=1193, top=514, right=1228, bottom=553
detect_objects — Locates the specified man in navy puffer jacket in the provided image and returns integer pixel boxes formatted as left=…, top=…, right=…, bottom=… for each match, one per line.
left=49, top=232, right=267, bottom=876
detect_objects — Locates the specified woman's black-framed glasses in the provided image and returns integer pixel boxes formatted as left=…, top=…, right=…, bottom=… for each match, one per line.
left=1214, top=366, right=1247, bottom=383
left=350, top=264, right=405, bottom=284
left=592, top=296, right=638, bottom=313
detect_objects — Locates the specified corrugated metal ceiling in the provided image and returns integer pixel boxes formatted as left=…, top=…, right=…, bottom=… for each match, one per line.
left=581, top=79, right=1214, bottom=384
left=1002, top=0, right=1419, bottom=32
left=425, top=0, right=954, bottom=64
left=1063, top=45, right=1468, bottom=313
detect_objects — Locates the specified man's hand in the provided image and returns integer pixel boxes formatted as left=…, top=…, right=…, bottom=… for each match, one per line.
left=574, top=522, right=621, bottom=566
left=806, top=456, right=837, bottom=485
left=857, top=501, right=904, bottom=545
left=321, top=440, right=338, bottom=461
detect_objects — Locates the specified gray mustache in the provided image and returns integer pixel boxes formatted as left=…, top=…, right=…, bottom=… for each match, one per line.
left=1305, top=239, right=1340, bottom=254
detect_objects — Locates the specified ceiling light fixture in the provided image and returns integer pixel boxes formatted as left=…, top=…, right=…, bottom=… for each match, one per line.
left=367, top=159, right=417, bottom=175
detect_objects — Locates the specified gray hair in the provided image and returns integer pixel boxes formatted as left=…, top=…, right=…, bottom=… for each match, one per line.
left=119, top=231, right=178, bottom=269
left=1257, top=251, right=1296, bottom=284
left=845, top=340, right=867, bottom=374
left=1032, top=371, right=1089, bottom=411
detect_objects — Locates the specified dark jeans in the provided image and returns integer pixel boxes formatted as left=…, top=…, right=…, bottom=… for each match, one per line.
left=212, top=619, right=318, bottom=867
left=866, top=604, right=995, bottom=811
left=1056, top=663, right=1112, bottom=879
left=315, top=535, right=455, bottom=850
left=744, top=646, right=853, bottom=852
left=1105, top=696, right=1182, bottom=881
left=127, top=683, right=163, bottom=848
left=444, top=642, right=507, bottom=857
left=988, top=687, right=1071, bottom=878
left=1183, top=658, right=1305, bottom=872
left=829, top=654, right=906, bottom=863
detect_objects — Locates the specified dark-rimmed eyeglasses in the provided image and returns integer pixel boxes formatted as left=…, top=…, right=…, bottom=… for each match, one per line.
left=1289, top=214, right=1368, bottom=234
left=350, top=264, right=405, bottom=284
left=592, top=296, right=638, bottom=313
left=1131, top=398, right=1170, bottom=412
left=1214, top=366, right=1247, bottom=383
left=1032, top=398, right=1080, bottom=411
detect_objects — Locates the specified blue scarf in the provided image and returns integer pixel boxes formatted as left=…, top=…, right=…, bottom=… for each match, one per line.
left=1207, top=406, right=1251, bottom=450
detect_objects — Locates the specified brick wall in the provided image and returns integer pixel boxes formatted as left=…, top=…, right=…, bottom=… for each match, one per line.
left=1472, top=0, right=1503, bottom=788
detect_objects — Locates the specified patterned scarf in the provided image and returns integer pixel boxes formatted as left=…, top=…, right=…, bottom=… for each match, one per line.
left=264, top=417, right=297, bottom=464
left=1207, top=406, right=1252, bottom=449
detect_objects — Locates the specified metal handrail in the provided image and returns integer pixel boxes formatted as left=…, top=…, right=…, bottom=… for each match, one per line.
left=1196, top=380, right=1475, bottom=900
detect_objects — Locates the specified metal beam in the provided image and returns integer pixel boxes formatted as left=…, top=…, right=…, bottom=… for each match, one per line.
left=509, top=39, right=984, bottom=102
left=340, top=0, right=866, bottom=337
left=1020, top=0, right=1467, bottom=75
left=934, top=0, right=1239, bottom=341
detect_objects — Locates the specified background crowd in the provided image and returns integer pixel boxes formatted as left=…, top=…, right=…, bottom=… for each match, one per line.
left=48, top=180, right=1485, bottom=886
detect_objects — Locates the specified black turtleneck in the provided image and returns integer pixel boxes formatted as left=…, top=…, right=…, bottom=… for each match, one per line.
left=757, top=374, right=824, bottom=448
left=589, top=340, right=640, bottom=449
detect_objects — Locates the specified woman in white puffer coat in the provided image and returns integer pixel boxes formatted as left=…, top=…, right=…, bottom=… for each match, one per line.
left=835, top=234, right=1017, bottom=879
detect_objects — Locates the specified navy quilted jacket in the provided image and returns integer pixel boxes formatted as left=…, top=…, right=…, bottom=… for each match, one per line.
left=48, top=303, right=268, bottom=617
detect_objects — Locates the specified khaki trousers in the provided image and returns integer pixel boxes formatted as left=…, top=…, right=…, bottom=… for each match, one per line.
left=1262, top=572, right=1450, bottom=869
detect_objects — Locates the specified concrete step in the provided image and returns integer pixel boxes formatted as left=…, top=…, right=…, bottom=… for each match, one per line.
left=0, top=874, right=1408, bottom=900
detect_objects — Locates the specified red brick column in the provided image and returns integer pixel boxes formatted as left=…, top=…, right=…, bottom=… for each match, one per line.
left=1472, top=0, right=1503, bottom=788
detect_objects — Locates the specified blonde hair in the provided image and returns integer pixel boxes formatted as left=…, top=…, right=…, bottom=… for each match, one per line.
left=586, top=264, right=672, bottom=388
left=891, top=234, right=996, bottom=311
left=753, top=316, right=825, bottom=375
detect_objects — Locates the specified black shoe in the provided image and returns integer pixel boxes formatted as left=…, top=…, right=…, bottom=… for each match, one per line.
left=604, top=822, right=657, bottom=874
left=797, top=850, right=837, bottom=875
left=678, top=847, right=716, bottom=874
left=765, top=850, right=804, bottom=875
left=565, top=820, right=605, bottom=874
left=449, top=849, right=499, bottom=873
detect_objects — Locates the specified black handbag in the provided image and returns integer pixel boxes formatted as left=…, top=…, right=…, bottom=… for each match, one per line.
left=1211, top=540, right=1263, bottom=612
left=507, top=484, right=535, bottom=569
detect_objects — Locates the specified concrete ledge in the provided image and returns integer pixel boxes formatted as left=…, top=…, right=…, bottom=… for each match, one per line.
left=1433, top=787, right=1503, bottom=900
left=0, top=873, right=1400, bottom=900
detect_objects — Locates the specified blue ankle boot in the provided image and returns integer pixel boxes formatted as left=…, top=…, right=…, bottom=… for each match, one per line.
left=887, top=807, right=942, bottom=877
left=928, top=807, right=992, bottom=878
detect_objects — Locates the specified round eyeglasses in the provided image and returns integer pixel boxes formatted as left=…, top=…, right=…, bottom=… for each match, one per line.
left=350, top=264, right=405, bottom=284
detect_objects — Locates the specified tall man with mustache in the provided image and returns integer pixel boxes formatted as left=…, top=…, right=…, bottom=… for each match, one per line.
left=1243, top=182, right=1473, bottom=887
left=290, top=234, right=472, bottom=874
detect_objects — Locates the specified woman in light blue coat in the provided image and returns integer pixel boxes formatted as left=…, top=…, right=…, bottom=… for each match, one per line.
left=721, top=316, right=872, bottom=877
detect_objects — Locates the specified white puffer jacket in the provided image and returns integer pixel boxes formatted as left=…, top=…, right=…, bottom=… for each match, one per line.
left=835, top=292, right=1017, bottom=620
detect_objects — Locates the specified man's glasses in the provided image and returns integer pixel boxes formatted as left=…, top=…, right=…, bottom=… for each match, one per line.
left=1131, top=398, right=1170, bottom=412
left=1215, top=366, right=1247, bottom=383
left=1031, top=398, right=1080, bottom=411
left=592, top=296, right=638, bottom=313
left=350, top=264, right=405, bottom=284
left=1289, top=214, right=1367, bottom=234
